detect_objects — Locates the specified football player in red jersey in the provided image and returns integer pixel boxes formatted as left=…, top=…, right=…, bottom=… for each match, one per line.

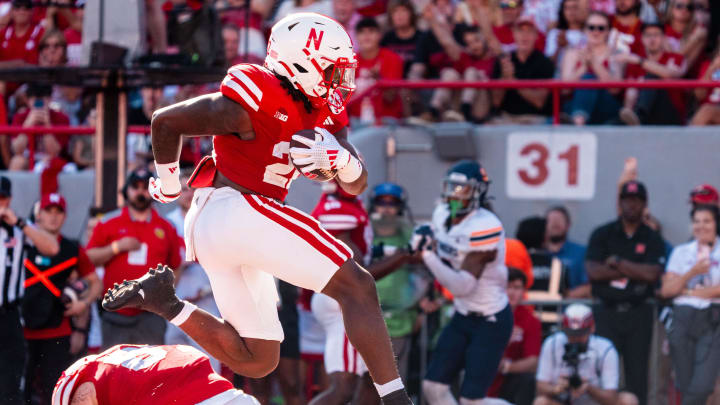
left=309, top=181, right=408, bottom=405
left=102, top=12, right=412, bottom=405
left=52, top=344, right=259, bottom=405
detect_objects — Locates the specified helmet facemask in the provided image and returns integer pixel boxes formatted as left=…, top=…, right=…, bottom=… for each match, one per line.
left=442, top=173, right=488, bottom=218
left=316, top=57, right=357, bottom=114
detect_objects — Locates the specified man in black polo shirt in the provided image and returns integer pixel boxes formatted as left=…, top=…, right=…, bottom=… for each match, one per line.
left=585, top=180, right=664, bottom=405
left=491, top=15, right=554, bottom=124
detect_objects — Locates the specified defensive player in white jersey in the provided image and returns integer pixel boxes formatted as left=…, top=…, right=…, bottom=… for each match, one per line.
left=414, top=160, right=514, bottom=405
left=101, top=12, right=412, bottom=405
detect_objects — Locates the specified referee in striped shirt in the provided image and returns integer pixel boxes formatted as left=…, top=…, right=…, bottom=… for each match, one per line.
left=0, top=176, right=59, bottom=404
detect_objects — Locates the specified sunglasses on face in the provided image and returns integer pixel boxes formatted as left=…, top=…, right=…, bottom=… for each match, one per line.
left=674, top=2, right=693, bottom=10
left=586, top=24, right=608, bottom=32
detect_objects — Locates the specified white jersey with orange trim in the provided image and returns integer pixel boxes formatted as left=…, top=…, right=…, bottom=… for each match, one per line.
left=431, top=203, right=509, bottom=315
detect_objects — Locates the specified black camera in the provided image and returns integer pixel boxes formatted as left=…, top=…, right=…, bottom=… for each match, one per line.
left=554, top=342, right=589, bottom=404
left=562, top=342, right=587, bottom=389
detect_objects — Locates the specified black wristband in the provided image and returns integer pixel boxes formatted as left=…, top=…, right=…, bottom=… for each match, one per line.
left=70, top=324, right=88, bottom=333
left=16, top=217, right=26, bottom=230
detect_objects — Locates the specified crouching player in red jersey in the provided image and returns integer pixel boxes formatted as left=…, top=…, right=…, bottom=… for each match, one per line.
left=102, top=12, right=412, bottom=405
left=52, top=344, right=259, bottom=405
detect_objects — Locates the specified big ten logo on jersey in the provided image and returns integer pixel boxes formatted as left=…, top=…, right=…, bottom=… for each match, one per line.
left=506, top=132, right=597, bottom=200
left=274, top=108, right=289, bottom=122
left=265, top=141, right=300, bottom=188
left=306, top=28, right=324, bottom=51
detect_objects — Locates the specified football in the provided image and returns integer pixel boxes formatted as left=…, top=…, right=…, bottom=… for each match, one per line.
left=290, top=129, right=338, bottom=182
left=60, top=279, right=88, bottom=305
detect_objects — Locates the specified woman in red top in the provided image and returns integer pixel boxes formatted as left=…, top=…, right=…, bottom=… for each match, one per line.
left=561, top=11, right=621, bottom=125
left=663, top=0, right=708, bottom=74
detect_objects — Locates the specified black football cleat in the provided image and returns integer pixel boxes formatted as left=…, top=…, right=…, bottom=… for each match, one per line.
left=102, top=264, right=184, bottom=320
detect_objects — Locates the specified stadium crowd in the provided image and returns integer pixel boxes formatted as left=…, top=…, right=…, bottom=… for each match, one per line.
left=0, top=0, right=715, bottom=173
left=0, top=1, right=719, bottom=405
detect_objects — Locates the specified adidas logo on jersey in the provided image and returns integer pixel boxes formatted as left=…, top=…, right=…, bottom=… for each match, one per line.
left=274, top=111, right=288, bottom=122
left=323, top=117, right=334, bottom=126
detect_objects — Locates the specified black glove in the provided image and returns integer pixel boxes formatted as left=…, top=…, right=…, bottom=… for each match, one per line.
left=409, top=224, right=434, bottom=253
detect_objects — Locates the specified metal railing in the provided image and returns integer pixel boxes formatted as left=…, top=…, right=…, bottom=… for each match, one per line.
left=350, top=79, right=720, bottom=125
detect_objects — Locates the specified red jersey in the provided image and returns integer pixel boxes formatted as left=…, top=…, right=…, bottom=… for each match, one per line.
left=626, top=52, right=687, bottom=118
left=610, top=17, right=644, bottom=56
left=311, top=194, right=372, bottom=263
left=349, top=48, right=404, bottom=119
left=0, top=23, right=43, bottom=63
left=53, top=345, right=233, bottom=405
left=208, top=64, right=348, bottom=201
left=487, top=305, right=542, bottom=397
left=87, top=207, right=182, bottom=316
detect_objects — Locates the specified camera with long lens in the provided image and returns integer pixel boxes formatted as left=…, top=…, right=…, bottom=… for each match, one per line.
left=555, top=342, right=588, bottom=404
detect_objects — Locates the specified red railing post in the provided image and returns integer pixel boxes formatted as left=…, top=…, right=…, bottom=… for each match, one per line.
left=553, top=87, right=560, bottom=126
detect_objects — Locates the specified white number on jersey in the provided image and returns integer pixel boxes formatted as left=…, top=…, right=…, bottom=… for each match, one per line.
left=100, top=346, right=168, bottom=371
left=265, top=141, right=300, bottom=188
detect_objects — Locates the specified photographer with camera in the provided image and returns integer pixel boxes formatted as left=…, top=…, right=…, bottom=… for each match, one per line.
left=534, top=304, right=638, bottom=405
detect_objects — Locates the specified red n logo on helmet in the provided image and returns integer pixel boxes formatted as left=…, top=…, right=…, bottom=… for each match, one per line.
left=305, top=28, right=324, bottom=51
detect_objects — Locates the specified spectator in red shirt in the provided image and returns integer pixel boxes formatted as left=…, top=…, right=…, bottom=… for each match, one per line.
left=487, top=268, right=541, bottom=405
left=429, top=25, right=494, bottom=122
left=609, top=0, right=643, bottom=55
left=23, top=192, right=101, bottom=405
left=492, top=0, right=546, bottom=54
left=690, top=46, right=720, bottom=126
left=380, top=0, right=420, bottom=75
left=562, top=11, right=622, bottom=126
left=222, top=24, right=243, bottom=67
left=86, top=169, right=182, bottom=349
left=8, top=84, right=73, bottom=179
left=618, top=23, right=687, bottom=125
left=0, top=0, right=44, bottom=67
left=664, top=0, right=707, bottom=74
left=349, top=17, right=405, bottom=125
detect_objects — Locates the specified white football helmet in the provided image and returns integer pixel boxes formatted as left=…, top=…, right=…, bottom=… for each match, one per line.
left=265, top=12, right=357, bottom=113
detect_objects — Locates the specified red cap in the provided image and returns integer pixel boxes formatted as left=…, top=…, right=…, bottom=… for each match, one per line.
left=690, top=184, right=719, bottom=205
left=513, top=15, right=538, bottom=30
left=40, top=193, right=66, bottom=211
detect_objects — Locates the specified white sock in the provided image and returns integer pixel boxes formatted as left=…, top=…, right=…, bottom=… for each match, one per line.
left=374, top=377, right=405, bottom=397
left=169, top=301, right=197, bottom=326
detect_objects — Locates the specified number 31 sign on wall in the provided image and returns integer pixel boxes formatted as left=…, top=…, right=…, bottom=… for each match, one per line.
left=506, top=132, right=597, bottom=200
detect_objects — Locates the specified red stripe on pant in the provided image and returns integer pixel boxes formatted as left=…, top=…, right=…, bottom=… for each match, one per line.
left=262, top=196, right=353, bottom=260
left=343, top=334, right=350, bottom=373
left=243, top=194, right=348, bottom=267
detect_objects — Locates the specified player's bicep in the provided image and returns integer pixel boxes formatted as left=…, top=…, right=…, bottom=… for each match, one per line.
left=152, top=92, right=255, bottom=140
left=461, top=249, right=498, bottom=278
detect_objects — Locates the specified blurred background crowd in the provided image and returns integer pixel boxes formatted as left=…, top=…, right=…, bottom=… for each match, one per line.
left=0, top=0, right=718, bottom=405
left=0, top=0, right=716, bottom=175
